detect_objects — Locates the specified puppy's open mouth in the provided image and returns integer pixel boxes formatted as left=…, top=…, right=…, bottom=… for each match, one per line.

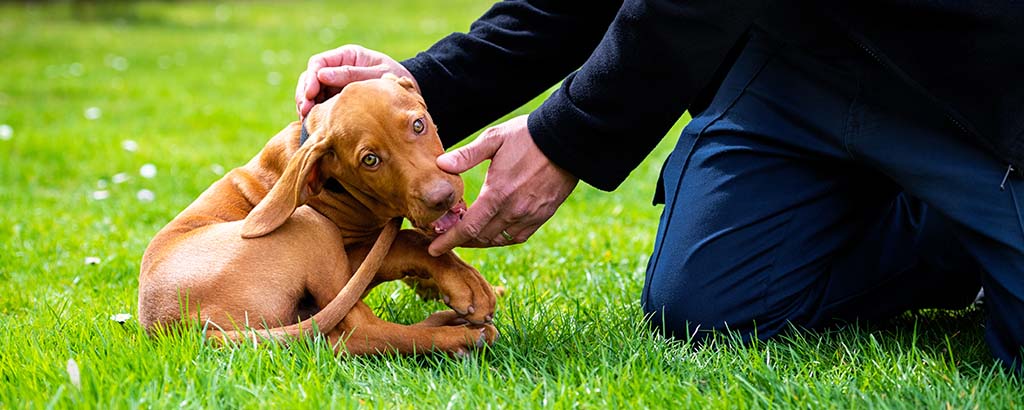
left=429, top=200, right=466, bottom=235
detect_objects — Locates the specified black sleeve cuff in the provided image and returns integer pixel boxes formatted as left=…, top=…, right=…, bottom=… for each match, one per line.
left=401, top=52, right=467, bottom=149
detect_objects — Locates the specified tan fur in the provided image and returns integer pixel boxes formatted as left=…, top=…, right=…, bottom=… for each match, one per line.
left=139, top=75, right=497, bottom=355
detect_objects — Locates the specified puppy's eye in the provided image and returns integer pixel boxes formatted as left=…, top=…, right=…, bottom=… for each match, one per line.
left=361, top=153, right=380, bottom=168
left=412, top=118, right=425, bottom=134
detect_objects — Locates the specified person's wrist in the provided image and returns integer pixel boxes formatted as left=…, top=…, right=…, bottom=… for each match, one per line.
left=526, top=110, right=579, bottom=182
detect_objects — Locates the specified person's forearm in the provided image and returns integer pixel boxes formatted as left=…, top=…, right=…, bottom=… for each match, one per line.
left=529, top=0, right=769, bottom=191
left=401, top=0, right=621, bottom=147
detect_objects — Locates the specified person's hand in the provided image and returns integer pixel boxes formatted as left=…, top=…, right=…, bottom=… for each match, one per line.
left=428, top=115, right=579, bottom=256
left=296, top=45, right=417, bottom=119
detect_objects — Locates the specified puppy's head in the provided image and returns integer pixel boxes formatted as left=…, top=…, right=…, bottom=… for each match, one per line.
left=241, top=74, right=465, bottom=238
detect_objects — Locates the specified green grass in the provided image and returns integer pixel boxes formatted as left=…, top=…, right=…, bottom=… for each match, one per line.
left=1, top=1, right=1020, bottom=408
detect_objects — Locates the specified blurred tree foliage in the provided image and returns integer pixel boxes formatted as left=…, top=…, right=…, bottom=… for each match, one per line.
left=8, top=0, right=181, bottom=21
left=71, top=0, right=143, bottom=21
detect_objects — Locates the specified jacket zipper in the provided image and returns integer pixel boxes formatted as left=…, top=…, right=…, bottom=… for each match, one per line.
left=1001, top=165, right=1016, bottom=191
left=847, top=33, right=1021, bottom=187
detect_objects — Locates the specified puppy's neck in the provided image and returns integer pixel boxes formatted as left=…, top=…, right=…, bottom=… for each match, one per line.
left=306, top=194, right=391, bottom=244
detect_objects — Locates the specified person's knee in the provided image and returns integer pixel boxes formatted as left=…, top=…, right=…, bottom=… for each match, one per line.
left=642, top=281, right=738, bottom=342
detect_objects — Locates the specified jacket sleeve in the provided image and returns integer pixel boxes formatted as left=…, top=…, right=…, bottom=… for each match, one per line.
left=528, top=0, right=768, bottom=191
left=400, top=0, right=622, bottom=147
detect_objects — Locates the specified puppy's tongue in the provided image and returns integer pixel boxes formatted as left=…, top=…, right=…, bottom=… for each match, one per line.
left=431, top=202, right=466, bottom=235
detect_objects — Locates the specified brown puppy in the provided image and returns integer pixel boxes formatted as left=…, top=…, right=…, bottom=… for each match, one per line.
left=138, top=75, right=497, bottom=355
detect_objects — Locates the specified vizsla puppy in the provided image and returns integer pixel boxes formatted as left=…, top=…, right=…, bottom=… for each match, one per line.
left=138, top=75, right=497, bottom=355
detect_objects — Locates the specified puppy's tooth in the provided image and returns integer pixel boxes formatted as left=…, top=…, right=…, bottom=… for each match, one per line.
left=467, top=305, right=475, bottom=314
left=484, top=314, right=493, bottom=323
left=442, top=295, right=450, bottom=305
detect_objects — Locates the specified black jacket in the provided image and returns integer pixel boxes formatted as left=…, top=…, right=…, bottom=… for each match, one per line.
left=401, top=0, right=1024, bottom=191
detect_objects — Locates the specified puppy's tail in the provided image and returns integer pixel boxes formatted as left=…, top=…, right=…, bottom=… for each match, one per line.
left=205, top=218, right=401, bottom=345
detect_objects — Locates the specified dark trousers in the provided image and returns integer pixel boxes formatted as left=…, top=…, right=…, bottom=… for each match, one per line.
left=642, top=29, right=1024, bottom=370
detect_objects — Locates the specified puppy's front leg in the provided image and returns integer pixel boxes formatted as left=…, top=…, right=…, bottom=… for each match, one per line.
left=350, top=230, right=496, bottom=324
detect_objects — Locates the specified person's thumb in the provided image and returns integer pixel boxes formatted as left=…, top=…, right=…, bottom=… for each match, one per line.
left=437, top=130, right=504, bottom=174
left=316, top=64, right=390, bottom=87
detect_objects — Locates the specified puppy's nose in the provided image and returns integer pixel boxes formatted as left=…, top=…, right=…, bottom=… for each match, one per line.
left=422, top=180, right=456, bottom=212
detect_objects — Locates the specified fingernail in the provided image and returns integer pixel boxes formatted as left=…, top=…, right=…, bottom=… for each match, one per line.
left=436, top=153, right=456, bottom=168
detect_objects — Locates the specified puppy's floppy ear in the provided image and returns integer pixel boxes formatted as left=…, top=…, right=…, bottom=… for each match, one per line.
left=241, top=137, right=331, bottom=238
left=382, top=73, right=419, bottom=94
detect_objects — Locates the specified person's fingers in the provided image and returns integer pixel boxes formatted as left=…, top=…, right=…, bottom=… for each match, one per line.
left=304, top=45, right=379, bottom=93
left=298, top=100, right=315, bottom=119
left=437, top=128, right=505, bottom=174
left=475, top=199, right=550, bottom=245
left=295, top=71, right=307, bottom=103
left=298, top=45, right=415, bottom=119
left=303, top=47, right=352, bottom=101
left=496, top=221, right=541, bottom=245
left=303, top=68, right=321, bottom=101
left=296, top=71, right=313, bottom=118
left=316, top=64, right=391, bottom=87
left=428, top=198, right=501, bottom=256
left=471, top=198, right=521, bottom=245
left=307, top=44, right=371, bottom=72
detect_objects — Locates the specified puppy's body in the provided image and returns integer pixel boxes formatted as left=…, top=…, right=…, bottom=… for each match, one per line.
left=141, top=122, right=364, bottom=326
left=139, top=77, right=496, bottom=355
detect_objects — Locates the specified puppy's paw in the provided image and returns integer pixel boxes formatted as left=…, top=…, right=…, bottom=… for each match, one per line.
left=432, top=262, right=496, bottom=325
left=448, top=323, right=498, bottom=357
left=440, top=286, right=494, bottom=324
left=472, top=323, right=499, bottom=347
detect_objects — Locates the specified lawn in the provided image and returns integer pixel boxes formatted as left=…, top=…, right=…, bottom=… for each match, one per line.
left=0, top=1, right=1020, bottom=408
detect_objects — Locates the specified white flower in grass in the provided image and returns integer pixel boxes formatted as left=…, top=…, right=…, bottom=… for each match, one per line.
left=139, top=163, right=157, bottom=178
left=91, top=190, right=109, bottom=200
left=110, top=313, right=132, bottom=323
left=266, top=71, right=282, bottom=86
left=158, top=55, right=172, bottom=70
left=112, top=172, right=130, bottom=184
left=105, top=54, right=128, bottom=71
left=210, top=164, right=225, bottom=175
left=215, top=4, right=231, bottom=22
left=84, top=256, right=101, bottom=265
left=84, top=107, right=102, bottom=120
left=121, top=139, right=138, bottom=152
left=66, top=358, right=81, bottom=389
left=319, top=27, right=335, bottom=44
left=277, top=49, right=293, bottom=65
left=68, top=63, right=84, bottom=77
left=0, top=124, right=12, bottom=141
left=137, top=189, right=155, bottom=202
left=261, top=49, right=276, bottom=66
